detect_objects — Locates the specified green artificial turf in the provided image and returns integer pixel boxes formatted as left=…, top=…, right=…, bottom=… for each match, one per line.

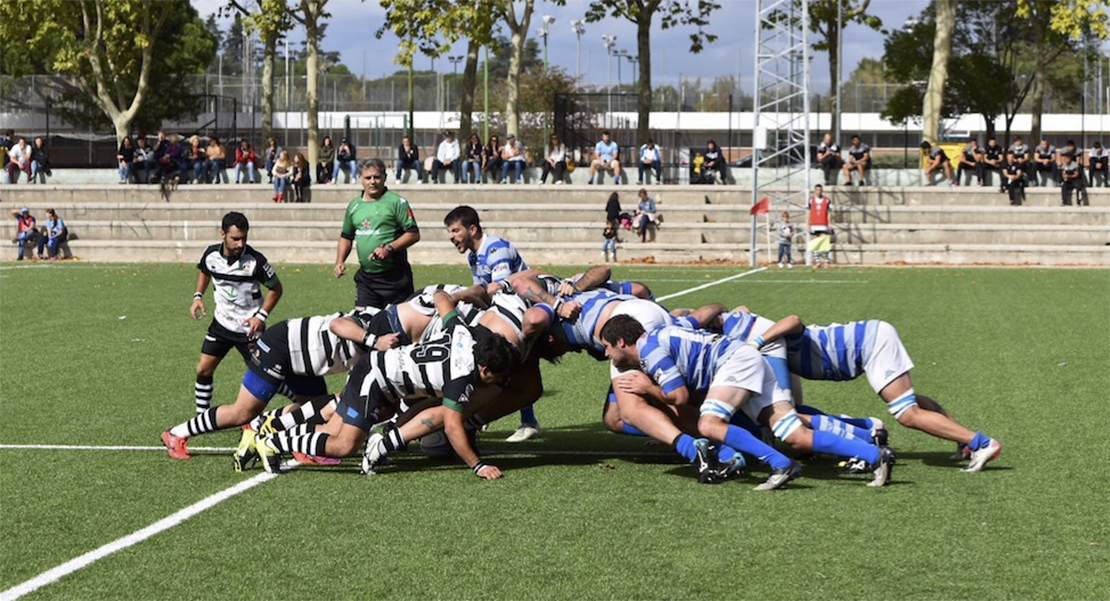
left=1, top=262, right=1107, bottom=600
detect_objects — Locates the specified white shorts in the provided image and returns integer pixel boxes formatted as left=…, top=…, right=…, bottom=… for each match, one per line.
left=863, top=321, right=915, bottom=394
left=708, top=346, right=791, bottom=423
left=608, top=300, right=675, bottom=380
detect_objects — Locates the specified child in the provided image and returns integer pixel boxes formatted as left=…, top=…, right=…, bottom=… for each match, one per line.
left=776, top=212, right=794, bottom=268
left=603, top=220, right=619, bottom=263
left=272, top=150, right=290, bottom=202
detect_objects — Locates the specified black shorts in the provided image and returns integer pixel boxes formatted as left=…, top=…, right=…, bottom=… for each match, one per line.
left=366, top=306, right=413, bottom=345
left=354, top=264, right=414, bottom=309
left=201, top=320, right=254, bottom=360
left=335, top=353, right=398, bottom=432
left=244, top=321, right=328, bottom=401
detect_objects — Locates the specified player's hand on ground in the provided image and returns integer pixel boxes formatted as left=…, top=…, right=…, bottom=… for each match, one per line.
left=557, top=280, right=578, bottom=297
left=615, top=371, right=654, bottom=396
left=476, top=464, right=503, bottom=480
left=558, top=300, right=582, bottom=321
left=333, top=262, right=346, bottom=278
left=190, top=299, right=206, bottom=320
left=244, top=316, right=266, bottom=339
left=374, top=333, right=401, bottom=350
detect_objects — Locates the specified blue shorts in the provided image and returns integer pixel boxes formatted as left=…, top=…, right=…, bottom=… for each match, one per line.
left=243, top=366, right=328, bottom=403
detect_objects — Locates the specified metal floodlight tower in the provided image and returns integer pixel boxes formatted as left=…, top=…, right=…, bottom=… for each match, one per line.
left=571, top=20, right=586, bottom=82
left=750, top=0, right=812, bottom=266
left=602, top=34, right=617, bottom=116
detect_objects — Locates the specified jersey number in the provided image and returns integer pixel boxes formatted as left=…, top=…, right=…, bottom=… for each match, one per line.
left=412, top=344, right=449, bottom=364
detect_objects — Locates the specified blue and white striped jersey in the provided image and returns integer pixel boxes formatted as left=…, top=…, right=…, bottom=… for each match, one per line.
left=560, top=289, right=636, bottom=353
left=468, top=234, right=528, bottom=286
left=722, top=310, right=775, bottom=343
left=638, top=325, right=741, bottom=394
left=785, top=320, right=880, bottom=381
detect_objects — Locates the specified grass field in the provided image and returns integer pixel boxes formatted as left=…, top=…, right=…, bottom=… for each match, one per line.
left=1, top=261, right=1108, bottom=600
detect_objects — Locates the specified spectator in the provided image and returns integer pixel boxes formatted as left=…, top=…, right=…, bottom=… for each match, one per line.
left=207, top=136, right=227, bottom=184
left=957, top=139, right=983, bottom=187
left=35, top=208, right=66, bottom=261
left=464, top=133, right=484, bottom=183
left=841, top=134, right=870, bottom=186
left=291, top=153, right=311, bottom=203
left=154, top=133, right=184, bottom=183
left=500, top=133, right=525, bottom=184
left=920, top=141, right=955, bottom=186
left=603, top=219, right=619, bottom=263
left=691, top=150, right=706, bottom=183
left=7, top=137, right=32, bottom=184
left=272, top=149, right=291, bottom=202
left=152, top=131, right=169, bottom=180
left=396, top=136, right=424, bottom=183
left=336, top=138, right=358, bottom=184
left=806, top=184, right=832, bottom=268
left=1089, top=141, right=1108, bottom=187
left=1009, top=136, right=1030, bottom=186
left=10, top=208, right=36, bottom=260
left=605, top=191, right=622, bottom=227
left=631, top=188, right=659, bottom=243
left=588, top=131, right=622, bottom=185
left=117, top=137, right=135, bottom=184
left=982, top=136, right=1004, bottom=188
left=1032, top=138, right=1058, bottom=187
left=483, top=134, right=504, bottom=182
left=1059, top=152, right=1089, bottom=207
left=132, top=138, right=154, bottom=184
left=317, top=136, right=336, bottom=185
left=637, top=138, right=661, bottom=185
left=704, top=139, right=726, bottom=185
left=431, top=131, right=462, bottom=184
left=264, top=138, right=281, bottom=184
left=776, top=212, right=795, bottom=269
left=1, top=130, right=13, bottom=183
left=30, top=137, right=51, bottom=184
left=1001, top=151, right=1025, bottom=206
left=540, top=133, right=567, bottom=184
left=816, top=133, right=842, bottom=186
left=187, top=135, right=207, bottom=183
left=233, top=139, right=256, bottom=184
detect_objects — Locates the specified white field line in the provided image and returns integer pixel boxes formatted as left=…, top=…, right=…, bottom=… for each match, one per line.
left=0, top=444, right=236, bottom=452
left=0, top=443, right=672, bottom=458
left=0, top=267, right=756, bottom=600
left=644, top=278, right=867, bottom=284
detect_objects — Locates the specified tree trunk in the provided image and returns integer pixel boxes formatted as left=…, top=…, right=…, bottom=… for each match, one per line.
left=503, top=0, right=533, bottom=138
left=1030, top=9, right=1047, bottom=143
left=635, top=14, right=652, bottom=146
left=304, top=3, right=320, bottom=166
left=261, top=29, right=277, bottom=146
left=459, top=38, right=479, bottom=142
left=923, top=0, right=957, bottom=143
left=827, top=20, right=840, bottom=139
left=407, top=60, right=415, bottom=142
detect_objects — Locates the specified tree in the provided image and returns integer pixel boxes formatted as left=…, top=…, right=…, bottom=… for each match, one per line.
left=288, top=0, right=330, bottom=166
left=205, top=14, right=227, bottom=75
left=224, top=14, right=247, bottom=77
left=585, top=0, right=719, bottom=144
left=496, top=0, right=535, bottom=138
left=922, top=0, right=956, bottom=143
left=376, top=0, right=455, bottom=141
left=224, top=0, right=292, bottom=147
left=452, top=2, right=498, bottom=143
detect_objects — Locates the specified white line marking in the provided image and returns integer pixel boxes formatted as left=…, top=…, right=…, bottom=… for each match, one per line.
left=643, top=278, right=867, bottom=284
left=0, top=443, right=671, bottom=458
left=655, top=267, right=768, bottom=302
left=0, top=444, right=235, bottom=452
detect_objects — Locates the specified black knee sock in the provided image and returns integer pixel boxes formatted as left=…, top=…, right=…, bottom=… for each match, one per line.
left=195, top=375, right=214, bottom=413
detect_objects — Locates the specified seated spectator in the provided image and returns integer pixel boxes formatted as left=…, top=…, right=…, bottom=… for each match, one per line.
left=264, top=138, right=281, bottom=184
left=500, top=133, right=525, bottom=184
left=1001, top=151, right=1025, bottom=206
left=1059, top=152, right=1089, bottom=207
left=482, top=135, right=504, bottom=182
left=317, top=136, right=335, bottom=184
left=464, top=134, right=484, bottom=184
left=396, top=136, right=424, bottom=183
left=541, top=133, right=567, bottom=184
left=1009, top=136, right=1030, bottom=185
left=154, top=133, right=185, bottom=183
left=234, top=139, right=256, bottom=184
left=291, top=153, right=312, bottom=202
left=982, top=136, right=1004, bottom=188
left=704, top=139, right=726, bottom=184
left=637, top=139, right=661, bottom=185
left=589, top=131, right=622, bottom=185
left=816, top=133, right=842, bottom=186
left=30, top=137, right=51, bottom=184
left=187, top=135, right=207, bottom=183
left=0, top=130, right=13, bottom=184
left=920, top=141, right=955, bottom=186
left=957, top=139, right=984, bottom=186
left=132, top=138, right=154, bottom=184
left=117, top=137, right=135, bottom=184
left=273, top=149, right=291, bottom=202
left=432, top=131, right=462, bottom=184
left=336, top=138, right=357, bottom=184
left=10, top=207, right=36, bottom=260
left=631, top=188, right=660, bottom=243
left=691, top=151, right=706, bottom=183
left=207, top=136, right=228, bottom=184
left=1032, top=138, right=1058, bottom=187
left=35, top=208, right=67, bottom=261
left=1089, top=141, right=1108, bottom=187
left=841, top=134, right=870, bottom=186
left=7, top=137, right=32, bottom=184
left=152, top=131, right=168, bottom=180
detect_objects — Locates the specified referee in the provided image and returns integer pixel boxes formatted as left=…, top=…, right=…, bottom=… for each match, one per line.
left=335, top=158, right=420, bottom=309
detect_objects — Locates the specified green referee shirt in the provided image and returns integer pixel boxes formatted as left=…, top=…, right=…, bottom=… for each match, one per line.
left=340, top=189, right=419, bottom=274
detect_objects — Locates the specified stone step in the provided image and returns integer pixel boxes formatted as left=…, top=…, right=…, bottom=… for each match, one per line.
left=51, top=239, right=1110, bottom=266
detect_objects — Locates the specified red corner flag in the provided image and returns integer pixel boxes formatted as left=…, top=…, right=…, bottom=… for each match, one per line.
left=750, top=197, right=770, bottom=215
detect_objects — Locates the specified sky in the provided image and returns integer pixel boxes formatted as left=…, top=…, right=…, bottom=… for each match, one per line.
left=193, top=0, right=930, bottom=94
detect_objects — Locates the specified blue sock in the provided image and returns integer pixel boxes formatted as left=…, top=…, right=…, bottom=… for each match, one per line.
left=796, top=404, right=826, bottom=416
left=672, top=434, right=698, bottom=462
left=810, top=415, right=874, bottom=444
left=835, top=414, right=875, bottom=430
left=968, top=431, right=990, bottom=451
left=718, top=445, right=743, bottom=463
left=519, top=405, right=537, bottom=427
left=724, top=425, right=791, bottom=470
left=730, top=412, right=763, bottom=439
left=765, top=356, right=793, bottom=391
left=812, top=430, right=880, bottom=464
left=622, top=422, right=646, bottom=437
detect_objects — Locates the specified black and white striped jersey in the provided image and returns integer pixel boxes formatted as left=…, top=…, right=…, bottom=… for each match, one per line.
left=484, top=290, right=530, bottom=346
left=285, top=309, right=378, bottom=377
left=197, top=244, right=279, bottom=334
left=406, top=284, right=483, bottom=343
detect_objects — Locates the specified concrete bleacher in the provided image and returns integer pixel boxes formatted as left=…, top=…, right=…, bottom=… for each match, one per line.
left=2, top=183, right=1108, bottom=266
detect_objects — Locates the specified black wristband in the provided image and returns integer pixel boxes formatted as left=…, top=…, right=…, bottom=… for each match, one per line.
left=472, top=461, right=488, bottom=476
left=362, top=332, right=376, bottom=349
left=193, top=292, right=203, bottom=300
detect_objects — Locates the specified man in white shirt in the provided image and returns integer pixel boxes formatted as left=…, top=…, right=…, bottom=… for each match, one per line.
left=500, top=133, right=526, bottom=183
left=637, top=139, right=662, bottom=184
left=431, top=132, right=461, bottom=184
left=7, top=137, right=32, bottom=184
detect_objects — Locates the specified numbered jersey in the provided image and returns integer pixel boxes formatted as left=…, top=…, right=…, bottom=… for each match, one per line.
left=283, top=309, right=377, bottom=377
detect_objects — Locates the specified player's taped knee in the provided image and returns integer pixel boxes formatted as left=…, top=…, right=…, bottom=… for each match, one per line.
left=888, top=389, right=918, bottom=419
left=700, top=399, right=736, bottom=421
left=771, top=410, right=803, bottom=441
